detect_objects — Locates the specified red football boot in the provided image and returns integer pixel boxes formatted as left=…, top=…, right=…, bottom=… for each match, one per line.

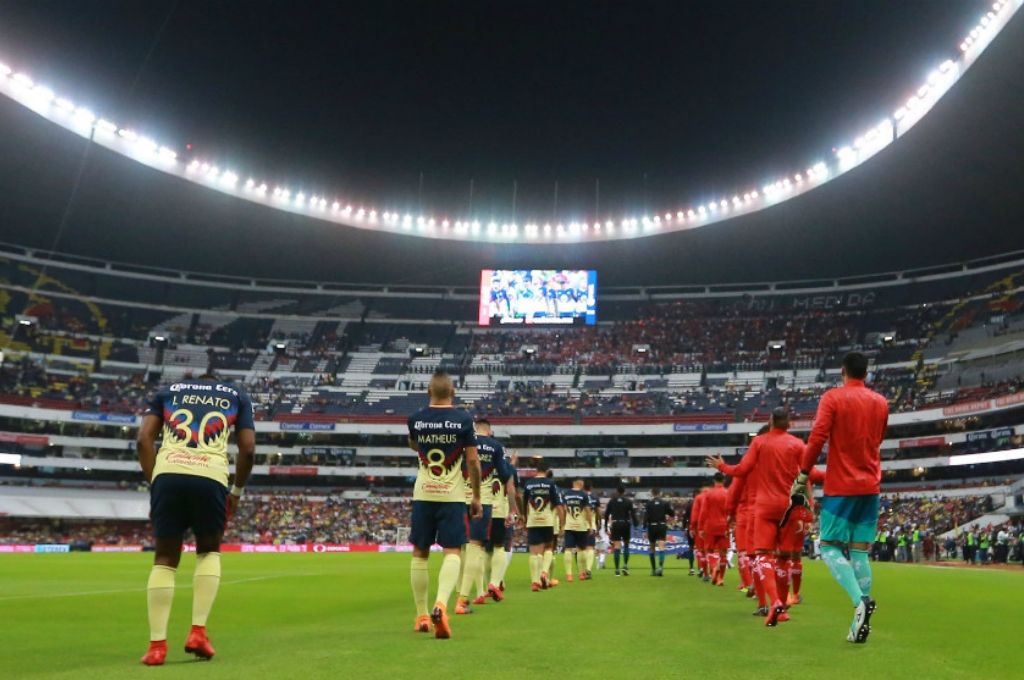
left=184, top=625, right=216, bottom=660
left=487, top=583, right=504, bottom=602
left=471, top=594, right=488, bottom=606
left=140, top=640, right=167, bottom=666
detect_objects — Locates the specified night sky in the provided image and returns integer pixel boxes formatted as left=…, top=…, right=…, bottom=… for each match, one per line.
left=0, top=1, right=995, bottom=219
left=0, top=1, right=1021, bottom=286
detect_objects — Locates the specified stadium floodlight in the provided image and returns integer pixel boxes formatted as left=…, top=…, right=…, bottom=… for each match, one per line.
left=32, top=86, right=55, bottom=103
left=0, top=0, right=1016, bottom=244
left=73, top=107, right=96, bottom=125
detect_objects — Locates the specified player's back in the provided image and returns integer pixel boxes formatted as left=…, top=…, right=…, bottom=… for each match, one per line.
left=146, top=378, right=254, bottom=487
left=468, top=434, right=503, bottom=504
left=817, top=382, right=889, bottom=496
left=562, top=489, right=590, bottom=531
left=523, top=476, right=559, bottom=527
left=606, top=495, right=633, bottom=523
left=645, top=498, right=672, bottom=525
left=751, top=430, right=806, bottom=513
left=700, top=487, right=730, bottom=533
left=408, top=405, right=476, bottom=503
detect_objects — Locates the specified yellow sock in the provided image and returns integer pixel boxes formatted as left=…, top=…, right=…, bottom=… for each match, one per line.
left=542, top=549, right=554, bottom=575
left=192, top=552, right=221, bottom=627
left=458, top=544, right=483, bottom=599
left=410, top=557, right=429, bottom=616
left=478, top=550, right=488, bottom=596
left=585, top=548, right=595, bottom=572
left=529, top=554, right=542, bottom=583
left=147, top=565, right=176, bottom=641
left=436, top=553, right=461, bottom=607
left=564, top=551, right=574, bottom=577
left=489, top=548, right=507, bottom=587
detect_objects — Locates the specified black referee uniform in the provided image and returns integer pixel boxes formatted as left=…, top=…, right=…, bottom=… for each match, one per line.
left=604, top=492, right=639, bottom=575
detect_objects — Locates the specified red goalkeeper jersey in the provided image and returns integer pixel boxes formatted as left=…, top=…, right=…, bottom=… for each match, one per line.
left=800, top=379, right=889, bottom=496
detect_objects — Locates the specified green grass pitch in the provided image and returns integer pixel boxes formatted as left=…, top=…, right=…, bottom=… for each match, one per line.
left=1, top=553, right=1020, bottom=679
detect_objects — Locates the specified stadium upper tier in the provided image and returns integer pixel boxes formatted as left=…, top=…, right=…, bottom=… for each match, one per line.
left=0, top=2, right=1017, bottom=244
left=3, top=247, right=1024, bottom=425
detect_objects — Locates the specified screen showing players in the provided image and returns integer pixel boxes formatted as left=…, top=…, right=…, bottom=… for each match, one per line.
left=479, top=269, right=597, bottom=326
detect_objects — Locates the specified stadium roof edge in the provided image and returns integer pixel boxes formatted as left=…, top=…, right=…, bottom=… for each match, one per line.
left=2, top=239, right=1024, bottom=300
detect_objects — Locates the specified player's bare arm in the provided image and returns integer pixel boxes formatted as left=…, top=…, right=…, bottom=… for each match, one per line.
left=229, top=428, right=256, bottom=517
left=466, top=445, right=482, bottom=519
left=136, top=414, right=162, bottom=483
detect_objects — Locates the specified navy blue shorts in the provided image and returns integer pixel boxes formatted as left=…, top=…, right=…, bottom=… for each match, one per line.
left=410, top=500, right=467, bottom=550
left=564, top=530, right=589, bottom=550
left=527, top=526, right=554, bottom=546
left=488, top=517, right=507, bottom=549
left=469, top=505, right=493, bottom=542
left=587, top=530, right=597, bottom=548
left=150, top=473, right=227, bottom=539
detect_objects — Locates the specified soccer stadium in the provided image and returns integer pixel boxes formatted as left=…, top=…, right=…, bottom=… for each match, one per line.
left=1, top=2, right=1022, bottom=678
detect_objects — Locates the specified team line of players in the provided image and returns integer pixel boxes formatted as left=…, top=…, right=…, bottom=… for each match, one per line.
left=133, top=349, right=887, bottom=663
left=408, top=352, right=889, bottom=645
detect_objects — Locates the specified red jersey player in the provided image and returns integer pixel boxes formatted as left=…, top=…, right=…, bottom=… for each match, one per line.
left=708, top=407, right=805, bottom=627
left=791, top=352, right=888, bottom=644
left=697, top=474, right=730, bottom=586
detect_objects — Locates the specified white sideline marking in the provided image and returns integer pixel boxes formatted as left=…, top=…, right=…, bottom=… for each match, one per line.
left=0, top=572, right=322, bottom=601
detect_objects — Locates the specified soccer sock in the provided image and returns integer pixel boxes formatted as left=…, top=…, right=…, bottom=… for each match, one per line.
left=791, top=558, right=803, bottom=595
left=436, top=553, right=461, bottom=607
left=850, top=549, right=873, bottom=597
left=820, top=545, right=863, bottom=606
left=410, top=557, right=430, bottom=616
left=752, top=560, right=767, bottom=606
left=757, top=554, right=780, bottom=604
left=687, top=551, right=694, bottom=569
left=585, top=548, right=595, bottom=572
left=658, top=550, right=666, bottom=567
left=775, top=557, right=790, bottom=605
left=529, top=553, right=542, bottom=583
left=489, top=548, right=508, bottom=587
left=718, top=555, right=727, bottom=582
left=481, top=546, right=492, bottom=591
left=192, top=552, right=221, bottom=627
left=146, top=565, right=176, bottom=642
left=459, top=543, right=484, bottom=599
left=738, top=554, right=751, bottom=587
left=564, top=551, right=575, bottom=578
left=542, top=549, right=554, bottom=575
left=707, top=552, right=720, bottom=580
left=613, top=548, right=621, bottom=569
left=457, top=545, right=467, bottom=588
left=649, top=550, right=656, bottom=570
left=623, top=544, right=630, bottom=566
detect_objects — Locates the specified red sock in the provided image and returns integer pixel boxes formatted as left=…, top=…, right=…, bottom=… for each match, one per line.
left=739, top=554, right=753, bottom=588
left=752, top=557, right=767, bottom=606
left=707, top=552, right=719, bottom=580
left=791, top=559, right=803, bottom=595
left=757, top=555, right=780, bottom=605
left=776, top=557, right=791, bottom=604
left=717, top=559, right=727, bottom=584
